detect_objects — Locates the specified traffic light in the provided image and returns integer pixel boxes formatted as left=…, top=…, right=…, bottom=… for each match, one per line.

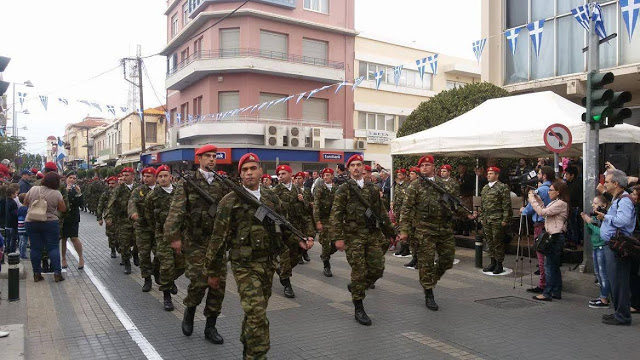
left=601, top=91, right=633, bottom=129
left=582, top=71, right=614, bottom=123
left=0, top=56, right=10, bottom=97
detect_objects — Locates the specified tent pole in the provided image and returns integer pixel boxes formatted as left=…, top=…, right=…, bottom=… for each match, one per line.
left=475, top=158, right=479, bottom=196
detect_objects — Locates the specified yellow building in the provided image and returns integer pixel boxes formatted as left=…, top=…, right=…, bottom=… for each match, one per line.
left=63, top=117, right=107, bottom=167
left=354, top=35, right=480, bottom=168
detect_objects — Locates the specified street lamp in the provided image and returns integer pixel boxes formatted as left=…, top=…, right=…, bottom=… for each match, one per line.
left=12, top=80, right=34, bottom=138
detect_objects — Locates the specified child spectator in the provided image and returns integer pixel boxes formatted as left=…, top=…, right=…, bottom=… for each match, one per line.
left=17, top=193, right=28, bottom=259
left=0, top=184, right=20, bottom=253
left=581, top=195, right=611, bottom=309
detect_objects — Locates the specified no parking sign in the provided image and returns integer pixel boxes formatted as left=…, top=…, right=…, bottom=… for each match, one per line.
left=543, top=124, right=573, bottom=154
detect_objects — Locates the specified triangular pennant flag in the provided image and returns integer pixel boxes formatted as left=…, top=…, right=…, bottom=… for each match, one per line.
left=265, top=100, right=276, bottom=109
left=176, top=113, right=182, bottom=124
left=572, top=5, right=591, bottom=32
left=274, top=97, right=287, bottom=105
left=527, top=20, right=545, bottom=58
left=374, top=70, right=384, bottom=90
left=58, top=98, right=68, bottom=106
left=240, top=106, right=251, bottom=113
left=283, top=95, right=295, bottom=102
left=106, top=105, right=116, bottom=116
left=250, top=104, right=260, bottom=113
left=297, top=93, right=306, bottom=104
left=120, top=106, right=128, bottom=113
left=621, top=0, right=640, bottom=42
left=18, top=92, right=27, bottom=109
left=39, top=95, right=48, bottom=111
left=592, top=3, right=607, bottom=39
left=415, top=58, right=427, bottom=81
left=505, top=28, right=522, bottom=55
left=427, top=54, right=438, bottom=75
left=138, top=108, right=144, bottom=121
left=78, top=100, right=91, bottom=107
left=392, top=65, right=403, bottom=86
left=335, top=80, right=348, bottom=94
left=188, top=114, right=193, bottom=123
left=91, top=102, right=102, bottom=112
left=352, top=76, right=365, bottom=90
left=472, top=39, right=487, bottom=63
left=257, top=102, right=269, bottom=111
left=165, top=111, right=171, bottom=122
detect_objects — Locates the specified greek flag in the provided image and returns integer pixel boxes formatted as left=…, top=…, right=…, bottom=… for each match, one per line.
left=592, top=3, right=607, bottom=39
left=306, top=87, right=321, bottom=100
left=91, top=102, right=102, bottom=112
left=283, top=95, right=295, bottom=103
left=296, top=93, right=306, bottom=104
left=138, top=108, right=144, bottom=120
left=188, top=114, right=193, bottom=123
left=374, top=70, right=384, bottom=90
left=352, top=76, right=365, bottom=90
left=165, top=111, right=171, bottom=123
left=56, top=137, right=66, bottom=165
left=416, top=58, right=427, bottom=81
left=335, top=80, right=348, bottom=94
left=17, top=92, right=27, bottom=109
left=472, top=39, right=486, bottom=63
left=527, top=20, right=545, bottom=58
left=258, top=102, right=269, bottom=111
left=58, top=98, right=68, bottom=106
left=392, top=65, right=403, bottom=86
left=427, top=54, right=438, bottom=75
left=176, top=113, right=182, bottom=124
left=505, top=28, right=522, bottom=55
left=106, top=105, right=116, bottom=116
left=120, top=106, right=128, bottom=113
left=39, top=95, right=48, bottom=111
left=265, top=100, right=276, bottom=109
left=621, top=0, right=640, bottom=42
left=572, top=5, right=591, bottom=31
left=78, top=100, right=90, bottom=107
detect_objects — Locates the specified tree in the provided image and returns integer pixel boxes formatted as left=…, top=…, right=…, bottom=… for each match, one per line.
left=77, top=169, right=87, bottom=179
left=0, top=136, right=24, bottom=164
left=394, top=82, right=510, bottom=171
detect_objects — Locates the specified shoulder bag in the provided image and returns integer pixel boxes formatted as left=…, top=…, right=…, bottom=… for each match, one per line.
left=26, top=186, right=49, bottom=222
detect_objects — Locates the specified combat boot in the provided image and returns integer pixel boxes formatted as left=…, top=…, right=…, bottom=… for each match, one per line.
left=394, top=243, right=406, bottom=257
left=133, top=251, right=140, bottom=267
left=483, top=258, right=497, bottom=273
left=153, top=269, right=160, bottom=285
left=323, top=260, right=333, bottom=277
left=182, top=306, right=197, bottom=336
left=302, top=250, right=311, bottom=262
left=353, top=299, right=372, bottom=326
left=425, top=289, right=439, bottom=311
left=400, top=243, right=412, bottom=257
left=204, top=312, right=224, bottom=344
left=493, top=262, right=504, bottom=275
left=163, top=290, right=174, bottom=311
left=280, top=278, right=295, bottom=298
left=171, top=282, right=178, bottom=295
left=142, top=277, right=152, bottom=292
left=110, top=247, right=117, bottom=258
left=404, top=256, right=417, bottom=269
left=124, top=259, right=132, bottom=275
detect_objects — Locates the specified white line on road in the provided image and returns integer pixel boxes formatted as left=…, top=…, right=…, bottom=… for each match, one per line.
left=66, top=242, right=163, bottom=360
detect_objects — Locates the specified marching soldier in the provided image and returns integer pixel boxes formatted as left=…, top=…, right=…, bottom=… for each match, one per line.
left=260, top=174, right=272, bottom=188
left=273, top=165, right=315, bottom=298
left=392, top=169, right=410, bottom=256
left=205, top=153, right=312, bottom=360
left=164, top=144, right=228, bottom=344
left=399, top=155, right=474, bottom=311
left=105, top=167, right=137, bottom=274
left=144, top=165, right=185, bottom=311
left=314, top=168, right=338, bottom=277
left=89, top=176, right=104, bottom=214
left=330, top=154, right=396, bottom=326
left=479, top=167, right=512, bottom=274
left=97, top=176, right=119, bottom=258
left=403, top=167, right=421, bottom=269
left=128, top=167, right=160, bottom=292
left=294, top=171, right=312, bottom=264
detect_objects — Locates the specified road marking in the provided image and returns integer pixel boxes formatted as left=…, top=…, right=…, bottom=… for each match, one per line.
left=402, top=332, right=484, bottom=360
left=66, top=243, right=163, bottom=360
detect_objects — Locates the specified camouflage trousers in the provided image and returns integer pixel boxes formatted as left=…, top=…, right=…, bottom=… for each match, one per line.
left=416, top=228, right=455, bottom=290
left=278, top=232, right=303, bottom=280
left=409, top=228, right=418, bottom=257
left=135, top=228, right=160, bottom=279
left=184, top=244, right=226, bottom=317
left=232, top=259, right=276, bottom=360
left=483, top=221, right=506, bottom=262
left=319, top=225, right=337, bottom=262
left=118, top=225, right=137, bottom=261
left=155, top=237, right=186, bottom=292
left=344, top=230, right=385, bottom=301
left=106, top=224, right=118, bottom=250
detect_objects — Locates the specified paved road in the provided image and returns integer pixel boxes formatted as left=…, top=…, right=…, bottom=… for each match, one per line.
left=2, top=211, right=640, bottom=360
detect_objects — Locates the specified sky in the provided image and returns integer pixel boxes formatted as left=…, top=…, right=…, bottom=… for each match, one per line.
left=0, top=0, right=480, bottom=154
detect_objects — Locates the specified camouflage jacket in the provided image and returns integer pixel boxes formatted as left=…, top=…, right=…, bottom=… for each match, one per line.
left=144, top=186, right=174, bottom=244
left=480, top=181, right=512, bottom=223
left=272, top=182, right=314, bottom=238
left=163, top=170, right=229, bottom=249
left=392, top=181, right=410, bottom=215
left=329, top=179, right=395, bottom=242
left=399, top=176, right=467, bottom=234
left=205, top=187, right=283, bottom=277
left=89, top=181, right=105, bottom=206
left=104, top=183, right=134, bottom=229
left=96, top=187, right=113, bottom=220
left=313, top=182, right=338, bottom=222
left=127, top=184, right=155, bottom=229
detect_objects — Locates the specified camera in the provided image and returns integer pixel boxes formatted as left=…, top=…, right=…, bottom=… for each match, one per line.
left=510, top=170, right=538, bottom=187
left=590, top=206, right=606, bottom=216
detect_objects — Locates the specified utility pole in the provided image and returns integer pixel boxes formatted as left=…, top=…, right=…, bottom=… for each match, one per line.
left=121, top=45, right=146, bottom=157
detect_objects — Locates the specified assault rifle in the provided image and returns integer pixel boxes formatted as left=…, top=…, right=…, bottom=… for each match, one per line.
left=175, top=171, right=219, bottom=217
left=417, top=174, right=473, bottom=214
left=346, top=181, right=393, bottom=234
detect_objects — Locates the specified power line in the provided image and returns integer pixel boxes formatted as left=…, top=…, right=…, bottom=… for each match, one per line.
left=142, top=61, right=166, bottom=111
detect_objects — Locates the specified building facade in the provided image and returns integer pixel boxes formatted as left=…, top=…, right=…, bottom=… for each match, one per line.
left=63, top=118, right=106, bottom=168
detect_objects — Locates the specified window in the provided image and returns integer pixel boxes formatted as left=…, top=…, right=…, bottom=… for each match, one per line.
left=193, top=96, right=203, bottom=118
left=359, top=61, right=432, bottom=90
left=145, top=122, right=157, bottom=143
left=506, top=0, right=527, bottom=28
left=260, top=30, right=288, bottom=60
left=182, top=2, right=190, bottom=26
left=180, top=48, right=189, bottom=63
left=357, top=112, right=395, bottom=132
left=170, top=108, right=177, bottom=126
left=303, top=98, right=328, bottom=122
left=218, top=91, right=239, bottom=113
left=302, top=38, right=328, bottom=65
left=169, top=53, right=178, bottom=73
left=303, top=0, right=329, bottom=14
left=220, top=28, right=240, bottom=57
left=193, top=37, right=202, bottom=57
left=171, top=13, right=178, bottom=37
left=180, top=102, right=189, bottom=121
left=398, top=116, right=407, bottom=130
left=259, top=93, right=287, bottom=119
left=446, top=81, right=468, bottom=90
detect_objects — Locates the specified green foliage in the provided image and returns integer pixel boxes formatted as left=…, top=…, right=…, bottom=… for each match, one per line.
left=114, top=165, right=124, bottom=175
left=99, top=167, right=110, bottom=178
left=86, top=169, right=95, bottom=178
left=77, top=169, right=87, bottom=179
left=0, top=137, right=24, bottom=164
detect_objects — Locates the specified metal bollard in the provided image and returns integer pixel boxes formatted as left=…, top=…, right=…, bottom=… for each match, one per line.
left=475, top=233, right=483, bottom=269
left=8, top=253, right=20, bottom=302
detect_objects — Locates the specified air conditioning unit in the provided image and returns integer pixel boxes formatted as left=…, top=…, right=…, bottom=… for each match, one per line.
left=264, top=125, right=285, bottom=147
left=355, top=138, right=367, bottom=150
left=288, top=126, right=305, bottom=148
left=310, top=127, right=325, bottom=149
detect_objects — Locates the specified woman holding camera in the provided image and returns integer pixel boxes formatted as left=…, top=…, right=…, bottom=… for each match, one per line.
left=61, top=171, right=84, bottom=269
left=528, top=180, right=569, bottom=301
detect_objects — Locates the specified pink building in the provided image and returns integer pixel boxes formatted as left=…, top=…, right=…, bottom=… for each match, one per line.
left=153, top=0, right=357, bottom=174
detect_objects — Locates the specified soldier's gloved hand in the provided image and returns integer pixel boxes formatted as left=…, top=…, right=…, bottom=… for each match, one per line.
left=98, top=220, right=103, bottom=226
left=208, top=276, right=220, bottom=290
left=398, top=234, right=408, bottom=242
left=501, top=221, right=508, bottom=226
left=171, top=240, right=182, bottom=254
left=335, top=240, right=345, bottom=251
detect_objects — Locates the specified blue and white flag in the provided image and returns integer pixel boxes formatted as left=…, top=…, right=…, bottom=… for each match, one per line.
left=592, top=3, right=607, bottom=39
left=427, top=54, right=438, bottom=75
left=78, top=100, right=91, bottom=108
left=282, top=95, right=295, bottom=103
left=39, top=95, right=48, bottom=111
left=621, top=0, right=640, bottom=42
left=188, top=114, right=193, bottom=123
left=527, top=20, right=545, bottom=58
left=296, top=92, right=306, bottom=104
left=258, top=102, right=269, bottom=111
left=472, top=39, right=486, bottom=63
left=392, top=65, right=403, bottom=86
left=165, top=111, right=171, bottom=122
left=58, top=98, right=68, bottom=106
left=120, top=106, right=128, bottom=113
left=240, top=106, right=252, bottom=113
left=56, top=137, right=67, bottom=164
left=307, top=85, right=332, bottom=99
left=17, top=92, right=27, bottom=109
left=106, top=105, right=116, bottom=116
left=416, top=58, right=427, bottom=81
left=274, top=97, right=287, bottom=105
left=138, top=108, right=144, bottom=120
left=505, top=28, right=522, bottom=55
left=91, top=102, right=102, bottom=112
left=176, top=113, right=182, bottom=124
left=374, top=70, right=384, bottom=90
left=572, top=5, right=591, bottom=31
left=352, top=76, right=365, bottom=90
left=335, top=80, right=348, bottom=94
left=265, top=100, right=276, bottom=109
left=250, top=104, right=260, bottom=113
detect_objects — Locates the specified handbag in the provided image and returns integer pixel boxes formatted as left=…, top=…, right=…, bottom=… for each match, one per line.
left=608, top=230, right=640, bottom=261
left=533, top=231, right=553, bottom=255
left=26, top=186, right=48, bottom=222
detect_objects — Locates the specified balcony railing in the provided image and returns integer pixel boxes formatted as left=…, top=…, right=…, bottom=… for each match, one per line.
left=167, top=48, right=345, bottom=77
left=98, top=148, right=113, bottom=156
left=169, top=114, right=342, bottom=129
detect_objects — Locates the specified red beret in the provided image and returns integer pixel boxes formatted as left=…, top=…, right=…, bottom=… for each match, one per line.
left=44, top=162, right=57, bottom=171
left=417, top=155, right=434, bottom=167
left=409, top=167, right=420, bottom=173
left=238, top=153, right=260, bottom=173
left=195, top=144, right=218, bottom=156
left=30, top=168, right=38, bottom=174
left=364, top=165, right=372, bottom=172
left=121, top=167, right=135, bottom=174
left=346, top=154, right=364, bottom=168
left=216, top=170, right=227, bottom=176
left=321, top=168, right=334, bottom=175
left=261, top=174, right=271, bottom=179
left=155, top=165, right=171, bottom=176
left=141, top=167, right=156, bottom=176
left=396, top=168, right=407, bottom=174
left=487, top=166, right=501, bottom=173
left=294, top=172, right=305, bottom=179
left=37, top=172, right=44, bottom=179
left=440, top=164, right=452, bottom=171
left=106, top=176, right=118, bottom=183
left=276, top=165, right=292, bottom=174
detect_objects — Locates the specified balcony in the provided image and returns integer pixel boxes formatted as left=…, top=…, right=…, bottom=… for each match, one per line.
left=98, top=148, right=114, bottom=156
left=166, top=49, right=345, bottom=90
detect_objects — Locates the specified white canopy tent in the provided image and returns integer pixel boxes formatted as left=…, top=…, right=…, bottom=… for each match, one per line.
left=390, top=91, right=640, bottom=158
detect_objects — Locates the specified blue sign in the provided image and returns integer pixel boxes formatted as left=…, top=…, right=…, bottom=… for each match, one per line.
left=216, top=152, right=226, bottom=160
left=323, top=153, right=342, bottom=161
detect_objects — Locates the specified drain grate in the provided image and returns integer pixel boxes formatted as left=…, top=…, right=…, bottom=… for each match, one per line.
left=475, top=296, right=543, bottom=309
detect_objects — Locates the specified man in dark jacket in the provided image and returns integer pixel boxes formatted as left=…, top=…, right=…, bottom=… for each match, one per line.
left=18, top=171, right=32, bottom=194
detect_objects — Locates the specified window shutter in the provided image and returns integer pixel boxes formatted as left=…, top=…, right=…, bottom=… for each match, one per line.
left=303, top=98, right=328, bottom=122
left=260, top=31, right=287, bottom=59
left=220, top=28, right=240, bottom=57
left=218, top=92, right=239, bottom=113
left=302, top=38, right=327, bottom=65
left=259, top=93, right=287, bottom=119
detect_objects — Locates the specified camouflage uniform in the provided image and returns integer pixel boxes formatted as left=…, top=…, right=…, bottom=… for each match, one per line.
left=105, top=183, right=135, bottom=262
left=205, top=187, right=284, bottom=360
left=97, top=186, right=118, bottom=250
left=145, top=186, right=185, bottom=292
left=128, top=184, right=160, bottom=279
left=272, top=182, right=314, bottom=280
left=480, top=181, right=512, bottom=262
left=313, top=182, right=338, bottom=262
left=163, top=170, right=228, bottom=317
left=330, top=179, right=395, bottom=301
left=399, top=177, right=467, bottom=290
left=89, top=180, right=104, bottom=214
